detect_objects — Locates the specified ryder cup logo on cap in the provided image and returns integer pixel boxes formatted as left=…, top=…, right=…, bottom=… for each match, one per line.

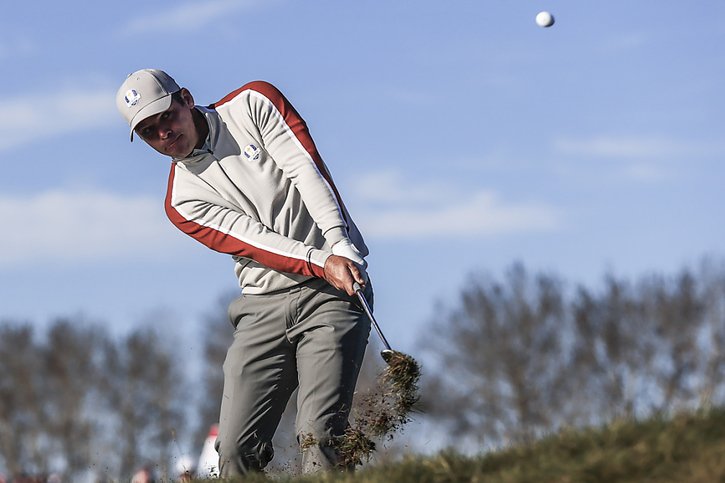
left=124, top=89, right=141, bottom=107
left=115, top=68, right=181, bottom=141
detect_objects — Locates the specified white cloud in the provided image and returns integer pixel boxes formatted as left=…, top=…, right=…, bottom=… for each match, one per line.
left=353, top=170, right=457, bottom=204
left=554, top=136, right=677, bottom=159
left=622, top=163, right=671, bottom=183
left=120, top=0, right=265, bottom=35
left=350, top=171, right=560, bottom=240
left=0, top=87, right=116, bottom=151
left=553, top=135, right=724, bottom=160
left=0, top=190, right=180, bottom=266
left=358, top=191, right=559, bottom=239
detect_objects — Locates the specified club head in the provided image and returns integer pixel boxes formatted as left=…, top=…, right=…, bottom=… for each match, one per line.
left=381, top=349, right=395, bottom=363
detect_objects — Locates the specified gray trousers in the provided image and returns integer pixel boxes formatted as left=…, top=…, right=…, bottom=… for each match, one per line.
left=215, top=278, right=372, bottom=476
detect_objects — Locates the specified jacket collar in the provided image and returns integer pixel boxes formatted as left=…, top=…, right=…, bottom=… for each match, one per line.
left=172, top=106, right=220, bottom=162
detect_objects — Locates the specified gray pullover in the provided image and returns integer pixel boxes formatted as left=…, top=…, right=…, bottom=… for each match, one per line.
left=165, top=81, right=368, bottom=294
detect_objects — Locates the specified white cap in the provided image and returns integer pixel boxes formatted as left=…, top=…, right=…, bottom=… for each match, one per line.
left=115, top=69, right=180, bottom=141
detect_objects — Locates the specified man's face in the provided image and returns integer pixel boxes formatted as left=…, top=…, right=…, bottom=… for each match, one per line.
left=135, top=89, right=200, bottom=158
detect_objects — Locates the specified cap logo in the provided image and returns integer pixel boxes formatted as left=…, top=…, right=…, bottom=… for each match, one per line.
left=124, top=89, right=142, bottom=108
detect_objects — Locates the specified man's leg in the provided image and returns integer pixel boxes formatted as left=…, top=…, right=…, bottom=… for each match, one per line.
left=216, top=292, right=299, bottom=477
left=287, top=280, right=372, bottom=473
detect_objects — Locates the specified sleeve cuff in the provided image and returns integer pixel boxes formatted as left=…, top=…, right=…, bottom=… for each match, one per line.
left=306, top=248, right=332, bottom=278
left=323, top=226, right=348, bottom=247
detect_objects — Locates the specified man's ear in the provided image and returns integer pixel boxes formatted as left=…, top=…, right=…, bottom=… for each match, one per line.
left=180, top=88, right=195, bottom=107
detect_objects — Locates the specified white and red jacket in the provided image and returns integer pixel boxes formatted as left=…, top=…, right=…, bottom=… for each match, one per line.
left=165, top=81, right=368, bottom=294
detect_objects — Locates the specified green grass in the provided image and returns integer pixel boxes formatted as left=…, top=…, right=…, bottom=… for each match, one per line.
left=196, top=406, right=725, bottom=482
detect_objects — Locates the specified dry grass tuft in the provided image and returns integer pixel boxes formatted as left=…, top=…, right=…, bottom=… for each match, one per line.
left=381, top=351, right=421, bottom=416
left=298, top=350, right=422, bottom=469
left=334, top=427, right=377, bottom=468
left=335, top=350, right=421, bottom=466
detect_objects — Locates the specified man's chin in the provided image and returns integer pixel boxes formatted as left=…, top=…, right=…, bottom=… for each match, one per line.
left=166, top=144, right=192, bottom=158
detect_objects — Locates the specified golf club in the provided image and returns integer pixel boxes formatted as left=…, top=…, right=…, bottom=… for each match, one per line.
left=352, top=282, right=395, bottom=363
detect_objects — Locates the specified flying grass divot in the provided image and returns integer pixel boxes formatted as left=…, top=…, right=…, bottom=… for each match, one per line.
left=301, top=350, right=422, bottom=468
left=381, top=350, right=421, bottom=416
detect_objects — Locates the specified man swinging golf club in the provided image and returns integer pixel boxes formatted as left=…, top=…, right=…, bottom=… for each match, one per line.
left=116, top=69, right=372, bottom=476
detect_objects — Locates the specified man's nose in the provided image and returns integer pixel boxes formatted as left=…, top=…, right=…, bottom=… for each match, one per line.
left=158, top=126, right=172, bottom=139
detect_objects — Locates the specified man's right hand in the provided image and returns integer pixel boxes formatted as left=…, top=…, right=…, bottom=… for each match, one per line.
left=331, top=239, right=367, bottom=269
left=323, top=255, right=367, bottom=296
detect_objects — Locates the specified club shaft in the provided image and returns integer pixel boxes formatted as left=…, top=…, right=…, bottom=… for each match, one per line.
left=353, top=284, right=392, bottom=351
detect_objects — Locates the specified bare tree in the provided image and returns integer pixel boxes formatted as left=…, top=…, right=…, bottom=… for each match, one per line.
left=420, top=263, right=569, bottom=447
left=640, top=270, right=704, bottom=412
left=1, top=319, right=190, bottom=480
left=41, top=320, right=105, bottom=478
left=0, top=323, right=42, bottom=476
left=419, top=259, right=725, bottom=451
left=569, top=275, right=658, bottom=422
left=100, top=327, right=188, bottom=480
left=698, top=259, right=725, bottom=407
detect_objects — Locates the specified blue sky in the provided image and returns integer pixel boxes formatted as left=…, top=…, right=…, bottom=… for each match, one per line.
left=2, top=0, right=724, bottom=362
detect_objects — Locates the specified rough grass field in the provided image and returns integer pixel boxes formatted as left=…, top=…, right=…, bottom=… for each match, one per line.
left=195, top=405, right=725, bottom=482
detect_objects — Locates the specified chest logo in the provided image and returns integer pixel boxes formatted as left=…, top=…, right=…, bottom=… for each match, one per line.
left=243, top=143, right=261, bottom=161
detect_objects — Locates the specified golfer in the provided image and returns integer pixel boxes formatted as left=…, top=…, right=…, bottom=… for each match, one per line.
left=115, top=69, right=372, bottom=476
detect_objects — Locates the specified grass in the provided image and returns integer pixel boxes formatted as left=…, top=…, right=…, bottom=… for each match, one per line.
left=194, top=405, right=725, bottom=482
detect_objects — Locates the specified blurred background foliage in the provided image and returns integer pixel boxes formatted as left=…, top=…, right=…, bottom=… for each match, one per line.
left=1, top=258, right=723, bottom=481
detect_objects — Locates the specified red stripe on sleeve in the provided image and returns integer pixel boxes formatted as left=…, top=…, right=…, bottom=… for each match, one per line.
left=164, top=164, right=325, bottom=278
left=211, top=81, right=347, bottom=209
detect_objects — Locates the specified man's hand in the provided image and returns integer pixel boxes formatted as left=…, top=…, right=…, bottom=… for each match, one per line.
left=323, top=255, right=367, bottom=296
left=331, top=239, right=367, bottom=269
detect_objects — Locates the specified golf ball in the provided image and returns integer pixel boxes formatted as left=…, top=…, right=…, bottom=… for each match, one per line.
left=536, top=11, right=555, bottom=28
